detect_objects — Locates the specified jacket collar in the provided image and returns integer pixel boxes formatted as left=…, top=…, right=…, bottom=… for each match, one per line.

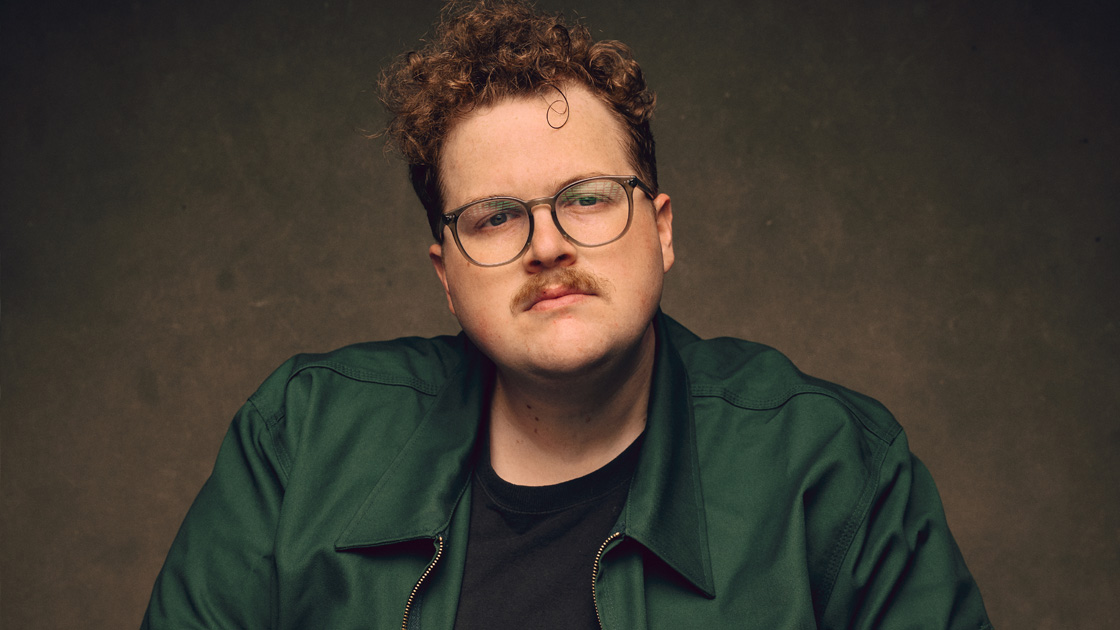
left=335, top=333, right=488, bottom=548
left=621, top=312, right=715, bottom=597
left=335, top=312, right=715, bottom=596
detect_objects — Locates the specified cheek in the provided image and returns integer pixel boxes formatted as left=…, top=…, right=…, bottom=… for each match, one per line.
left=444, top=264, right=513, bottom=331
left=628, top=231, right=668, bottom=307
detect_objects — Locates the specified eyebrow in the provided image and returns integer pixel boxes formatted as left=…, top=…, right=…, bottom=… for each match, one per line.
left=453, top=171, right=613, bottom=209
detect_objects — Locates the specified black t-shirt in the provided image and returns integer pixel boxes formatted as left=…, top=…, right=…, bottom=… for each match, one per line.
left=452, top=434, right=643, bottom=630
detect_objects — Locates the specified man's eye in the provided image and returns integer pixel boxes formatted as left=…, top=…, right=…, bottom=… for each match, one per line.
left=468, top=204, right=524, bottom=232
left=560, top=181, right=620, bottom=209
left=486, top=212, right=511, bottom=227
left=560, top=194, right=607, bottom=209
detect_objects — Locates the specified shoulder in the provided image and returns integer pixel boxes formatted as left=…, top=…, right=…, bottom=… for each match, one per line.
left=661, top=317, right=989, bottom=626
left=247, top=333, right=470, bottom=414
left=231, top=333, right=474, bottom=474
left=663, top=314, right=901, bottom=448
left=215, top=332, right=477, bottom=486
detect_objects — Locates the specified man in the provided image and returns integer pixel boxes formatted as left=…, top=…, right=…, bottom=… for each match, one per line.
left=143, top=1, right=992, bottom=628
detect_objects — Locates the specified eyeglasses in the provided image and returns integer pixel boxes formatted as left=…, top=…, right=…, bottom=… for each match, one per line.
left=440, top=175, right=655, bottom=267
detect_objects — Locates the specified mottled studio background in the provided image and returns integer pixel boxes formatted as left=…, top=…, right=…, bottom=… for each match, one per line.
left=2, top=0, right=1117, bottom=628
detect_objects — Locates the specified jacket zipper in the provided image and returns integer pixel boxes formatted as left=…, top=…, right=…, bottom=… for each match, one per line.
left=592, top=531, right=622, bottom=629
left=401, top=535, right=444, bottom=630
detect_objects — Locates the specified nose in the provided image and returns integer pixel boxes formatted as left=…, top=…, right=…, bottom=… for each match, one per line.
left=523, top=203, right=578, bottom=271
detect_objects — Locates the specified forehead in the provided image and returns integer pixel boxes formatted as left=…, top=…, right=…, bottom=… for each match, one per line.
left=439, top=85, right=632, bottom=206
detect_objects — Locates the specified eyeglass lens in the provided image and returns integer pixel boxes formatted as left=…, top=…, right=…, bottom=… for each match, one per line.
left=454, top=178, right=631, bottom=265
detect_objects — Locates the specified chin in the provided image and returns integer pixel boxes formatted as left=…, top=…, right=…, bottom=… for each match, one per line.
left=518, top=319, right=651, bottom=380
left=517, top=349, right=614, bottom=382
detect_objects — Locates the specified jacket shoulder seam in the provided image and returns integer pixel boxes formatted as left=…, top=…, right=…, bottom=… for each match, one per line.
left=817, top=430, right=893, bottom=618
left=249, top=397, right=292, bottom=484
left=246, top=360, right=448, bottom=482
left=689, top=383, right=901, bottom=445
left=287, top=359, right=444, bottom=396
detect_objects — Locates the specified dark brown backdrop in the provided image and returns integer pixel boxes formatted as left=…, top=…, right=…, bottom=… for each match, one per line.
left=2, top=0, right=1117, bottom=627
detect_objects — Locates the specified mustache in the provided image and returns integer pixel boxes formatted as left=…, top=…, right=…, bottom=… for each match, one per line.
left=510, top=267, right=607, bottom=312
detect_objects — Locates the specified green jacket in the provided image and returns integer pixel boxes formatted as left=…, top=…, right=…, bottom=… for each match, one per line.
left=143, top=313, right=992, bottom=629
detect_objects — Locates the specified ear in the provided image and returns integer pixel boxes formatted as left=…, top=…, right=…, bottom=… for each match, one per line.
left=429, top=242, right=456, bottom=316
left=652, top=193, right=675, bottom=273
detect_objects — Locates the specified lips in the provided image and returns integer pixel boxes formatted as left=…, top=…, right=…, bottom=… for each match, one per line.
left=511, top=267, right=605, bottom=313
left=526, top=286, right=592, bottom=311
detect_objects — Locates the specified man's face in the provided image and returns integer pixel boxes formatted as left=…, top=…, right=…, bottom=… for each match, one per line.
left=429, top=84, right=674, bottom=381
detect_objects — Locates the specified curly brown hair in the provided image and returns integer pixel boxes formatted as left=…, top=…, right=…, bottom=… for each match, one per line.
left=379, top=0, right=658, bottom=240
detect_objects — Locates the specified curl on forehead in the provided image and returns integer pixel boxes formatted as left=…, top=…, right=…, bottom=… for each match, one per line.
left=455, top=83, right=571, bottom=133
left=541, top=84, right=569, bottom=129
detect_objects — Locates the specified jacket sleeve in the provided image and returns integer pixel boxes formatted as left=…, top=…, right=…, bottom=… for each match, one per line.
left=822, top=432, right=993, bottom=629
left=141, top=393, right=288, bottom=629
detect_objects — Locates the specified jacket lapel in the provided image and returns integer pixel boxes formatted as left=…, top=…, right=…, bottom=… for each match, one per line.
left=335, top=334, right=489, bottom=550
left=618, top=312, right=716, bottom=598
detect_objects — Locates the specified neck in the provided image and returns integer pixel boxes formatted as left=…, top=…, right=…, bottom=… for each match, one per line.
left=487, top=323, right=657, bottom=486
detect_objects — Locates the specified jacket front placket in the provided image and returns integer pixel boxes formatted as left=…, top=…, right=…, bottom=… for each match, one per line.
left=593, top=313, right=717, bottom=629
